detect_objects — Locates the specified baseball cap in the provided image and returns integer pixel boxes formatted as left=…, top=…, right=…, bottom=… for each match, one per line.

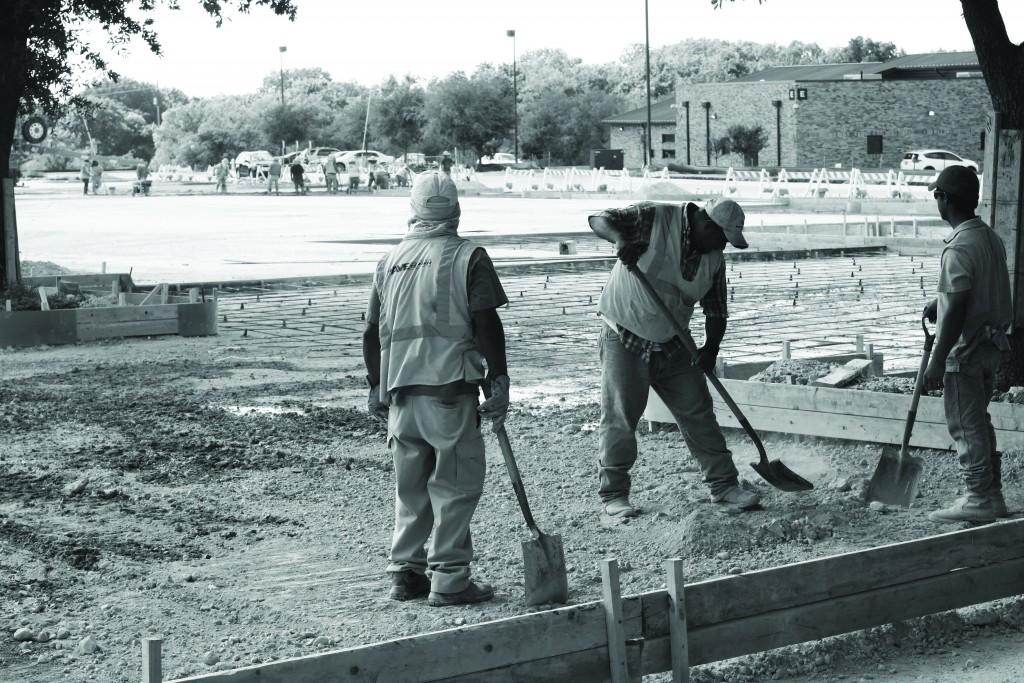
left=410, top=171, right=460, bottom=221
left=928, top=166, right=979, bottom=205
left=705, top=198, right=748, bottom=249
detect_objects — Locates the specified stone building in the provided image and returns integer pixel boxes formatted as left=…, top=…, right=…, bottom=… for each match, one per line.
left=604, top=52, right=991, bottom=170
left=604, top=98, right=677, bottom=169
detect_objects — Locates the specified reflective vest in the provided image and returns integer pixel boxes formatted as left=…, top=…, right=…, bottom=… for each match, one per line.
left=377, top=230, right=484, bottom=398
left=598, top=203, right=722, bottom=342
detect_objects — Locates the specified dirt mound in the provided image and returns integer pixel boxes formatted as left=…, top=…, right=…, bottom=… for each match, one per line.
left=750, top=359, right=837, bottom=385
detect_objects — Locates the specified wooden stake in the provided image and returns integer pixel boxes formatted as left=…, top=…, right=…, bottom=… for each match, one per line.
left=781, top=340, right=792, bottom=361
left=142, top=637, right=162, bottom=683
left=666, top=558, right=689, bottom=683
left=601, top=559, right=631, bottom=683
left=38, top=287, right=50, bottom=311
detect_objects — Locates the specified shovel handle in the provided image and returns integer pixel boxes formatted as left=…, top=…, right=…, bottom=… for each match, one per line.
left=901, top=318, right=936, bottom=457
left=481, top=381, right=541, bottom=535
left=628, top=266, right=772, bottom=468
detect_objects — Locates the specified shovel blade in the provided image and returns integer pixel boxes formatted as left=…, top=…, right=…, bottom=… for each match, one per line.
left=750, top=459, right=815, bottom=492
left=867, top=446, right=924, bottom=507
left=522, top=532, right=569, bottom=606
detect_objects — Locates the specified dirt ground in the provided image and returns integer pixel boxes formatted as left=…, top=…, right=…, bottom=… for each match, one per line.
left=1, top=332, right=1023, bottom=682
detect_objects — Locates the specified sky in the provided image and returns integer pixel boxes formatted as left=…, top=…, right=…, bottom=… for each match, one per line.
left=98, top=0, right=1024, bottom=98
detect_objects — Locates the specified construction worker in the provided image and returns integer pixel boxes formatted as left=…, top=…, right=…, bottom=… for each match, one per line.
left=922, top=166, right=1012, bottom=524
left=440, top=151, right=454, bottom=176
left=588, top=199, right=759, bottom=519
left=363, top=171, right=510, bottom=606
left=79, top=159, right=91, bottom=195
left=323, top=154, right=339, bottom=194
left=88, top=160, right=103, bottom=195
left=214, top=158, right=229, bottom=194
left=267, top=157, right=282, bottom=195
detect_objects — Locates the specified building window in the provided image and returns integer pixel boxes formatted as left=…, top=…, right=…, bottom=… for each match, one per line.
left=866, top=135, right=883, bottom=155
left=661, top=149, right=676, bottom=159
left=662, top=133, right=675, bottom=144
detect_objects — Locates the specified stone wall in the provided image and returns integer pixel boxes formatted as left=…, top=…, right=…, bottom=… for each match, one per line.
left=609, top=123, right=676, bottom=169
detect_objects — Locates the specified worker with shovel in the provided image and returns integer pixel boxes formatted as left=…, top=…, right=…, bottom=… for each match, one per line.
left=363, top=171, right=511, bottom=606
left=922, top=165, right=1012, bottom=524
left=589, top=199, right=762, bottom=519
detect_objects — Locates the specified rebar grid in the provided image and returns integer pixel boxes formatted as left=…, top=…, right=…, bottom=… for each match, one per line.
left=215, top=252, right=940, bottom=373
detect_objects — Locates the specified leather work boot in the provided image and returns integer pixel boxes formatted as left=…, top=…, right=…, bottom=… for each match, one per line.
left=990, top=490, right=1009, bottom=518
left=711, top=485, right=761, bottom=510
left=928, top=495, right=996, bottom=525
left=388, top=571, right=431, bottom=601
left=602, top=497, right=640, bottom=518
left=427, top=581, right=495, bottom=607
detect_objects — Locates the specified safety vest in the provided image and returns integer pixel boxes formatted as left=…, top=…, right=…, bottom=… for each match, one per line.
left=377, top=230, right=484, bottom=398
left=598, top=203, right=722, bottom=342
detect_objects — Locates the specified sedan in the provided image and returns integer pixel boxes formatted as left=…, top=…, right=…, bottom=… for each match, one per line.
left=900, top=149, right=978, bottom=173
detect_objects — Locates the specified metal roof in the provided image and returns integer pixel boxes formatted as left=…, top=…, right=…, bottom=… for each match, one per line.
left=733, top=62, right=884, bottom=82
left=602, top=98, right=676, bottom=125
left=877, top=51, right=979, bottom=72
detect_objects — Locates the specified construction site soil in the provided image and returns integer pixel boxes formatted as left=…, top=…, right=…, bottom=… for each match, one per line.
left=2, top=333, right=1023, bottom=683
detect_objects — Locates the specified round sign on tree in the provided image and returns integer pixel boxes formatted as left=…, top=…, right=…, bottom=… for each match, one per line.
left=22, top=116, right=49, bottom=144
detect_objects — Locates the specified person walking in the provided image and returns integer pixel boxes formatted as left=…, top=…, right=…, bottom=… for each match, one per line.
left=134, top=160, right=151, bottom=196
left=440, top=151, right=454, bottom=176
left=588, top=198, right=759, bottom=519
left=922, top=166, right=1012, bottom=524
left=346, top=160, right=360, bottom=194
left=267, top=157, right=282, bottom=196
left=323, top=154, right=339, bottom=194
left=79, top=160, right=91, bottom=195
left=89, top=160, right=103, bottom=195
left=214, top=157, right=230, bottom=194
left=366, top=158, right=378, bottom=192
left=290, top=159, right=306, bottom=195
left=363, top=170, right=510, bottom=606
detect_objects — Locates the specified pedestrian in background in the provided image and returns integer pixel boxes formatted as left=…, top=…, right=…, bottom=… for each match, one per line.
left=440, top=151, right=454, bottom=176
left=363, top=171, right=510, bottom=607
left=79, top=160, right=90, bottom=195
left=346, top=160, right=360, bottom=194
left=290, top=159, right=306, bottom=195
left=588, top=198, right=759, bottom=519
left=922, top=166, right=1013, bottom=524
left=215, top=158, right=230, bottom=194
left=89, top=160, right=103, bottom=195
left=323, top=154, right=339, bottom=194
left=366, top=158, right=378, bottom=192
left=267, top=157, right=282, bottom=195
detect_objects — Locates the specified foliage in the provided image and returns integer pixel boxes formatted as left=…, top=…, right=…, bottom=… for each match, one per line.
left=835, top=36, right=903, bottom=63
left=421, top=65, right=514, bottom=161
left=375, top=76, right=426, bottom=156
left=153, top=96, right=265, bottom=167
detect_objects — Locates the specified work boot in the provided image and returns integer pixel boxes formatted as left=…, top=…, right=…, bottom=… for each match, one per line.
left=602, top=497, right=640, bottom=518
left=927, top=495, right=996, bottom=525
left=388, top=571, right=430, bottom=601
left=427, top=581, right=495, bottom=607
left=990, top=490, right=1009, bottom=518
left=711, top=485, right=761, bottom=510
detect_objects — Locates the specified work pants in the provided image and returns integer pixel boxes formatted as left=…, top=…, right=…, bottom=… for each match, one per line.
left=215, top=178, right=227, bottom=193
left=944, top=345, right=1001, bottom=497
left=386, top=392, right=485, bottom=593
left=598, top=325, right=739, bottom=501
left=267, top=177, right=279, bottom=194
left=325, top=173, right=338, bottom=193
left=82, top=179, right=89, bottom=195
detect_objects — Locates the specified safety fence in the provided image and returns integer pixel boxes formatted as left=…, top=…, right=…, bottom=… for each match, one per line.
left=142, top=519, right=1024, bottom=682
left=502, top=167, right=671, bottom=193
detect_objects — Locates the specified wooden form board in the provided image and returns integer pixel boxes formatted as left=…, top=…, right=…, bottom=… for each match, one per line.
left=165, top=520, right=1024, bottom=683
left=644, top=379, right=1024, bottom=451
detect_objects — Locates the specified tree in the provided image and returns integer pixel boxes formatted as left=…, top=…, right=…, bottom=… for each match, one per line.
left=716, top=124, right=768, bottom=166
left=1, top=0, right=297, bottom=288
left=422, top=66, right=513, bottom=162
left=375, top=76, right=426, bottom=158
left=153, top=96, right=265, bottom=167
left=834, top=36, right=903, bottom=63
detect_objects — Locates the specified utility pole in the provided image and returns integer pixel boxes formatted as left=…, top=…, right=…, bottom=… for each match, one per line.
left=644, top=0, right=652, bottom=169
left=507, top=29, right=518, bottom=164
left=278, top=46, right=287, bottom=107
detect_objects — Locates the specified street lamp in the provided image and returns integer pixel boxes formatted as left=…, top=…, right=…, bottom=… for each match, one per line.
left=507, top=29, right=518, bottom=164
left=278, top=46, right=287, bottom=107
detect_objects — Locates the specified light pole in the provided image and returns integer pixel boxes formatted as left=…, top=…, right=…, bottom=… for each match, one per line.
left=644, top=0, right=652, bottom=169
left=507, top=29, right=518, bottom=163
left=278, top=46, right=287, bottom=107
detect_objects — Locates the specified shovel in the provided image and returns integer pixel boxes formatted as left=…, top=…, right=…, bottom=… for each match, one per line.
left=628, top=265, right=814, bottom=492
left=867, top=317, right=932, bottom=507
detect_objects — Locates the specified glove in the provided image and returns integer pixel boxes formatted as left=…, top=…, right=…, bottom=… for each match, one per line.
left=615, top=240, right=646, bottom=268
left=923, top=298, right=937, bottom=324
left=692, top=345, right=719, bottom=374
left=367, top=385, right=389, bottom=423
left=478, top=375, right=511, bottom=433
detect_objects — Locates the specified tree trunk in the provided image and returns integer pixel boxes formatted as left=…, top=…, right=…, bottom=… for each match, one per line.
left=960, top=0, right=1024, bottom=388
left=0, top=26, right=29, bottom=289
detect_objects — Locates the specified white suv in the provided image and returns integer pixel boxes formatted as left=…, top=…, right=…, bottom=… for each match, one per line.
left=900, top=149, right=978, bottom=173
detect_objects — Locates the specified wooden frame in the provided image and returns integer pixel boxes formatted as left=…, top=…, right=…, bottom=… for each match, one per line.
left=151, top=520, right=1024, bottom=683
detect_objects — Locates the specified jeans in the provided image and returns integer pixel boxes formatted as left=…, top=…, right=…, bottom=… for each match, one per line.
left=944, top=345, right=1001, bottom=496
left=598, top=325, right=739, bottom=501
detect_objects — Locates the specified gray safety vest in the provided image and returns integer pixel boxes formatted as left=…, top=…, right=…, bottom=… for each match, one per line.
left=376, top=230, right=484, bottom=398
left=598, top=203, right=722, bottom=342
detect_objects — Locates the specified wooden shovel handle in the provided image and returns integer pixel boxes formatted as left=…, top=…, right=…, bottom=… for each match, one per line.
left=901, top=318, right=936, bottom=457
left=482, top=381, right=540, bottom=535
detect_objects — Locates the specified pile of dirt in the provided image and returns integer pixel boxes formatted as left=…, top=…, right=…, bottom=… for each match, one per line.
left=749, top=359, right=837, bottom=385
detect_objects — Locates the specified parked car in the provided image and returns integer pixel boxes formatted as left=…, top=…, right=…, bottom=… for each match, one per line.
left=234, top=150, right=274, bottom=177
left=336, top=149, right=394, bottom=171
left=480, top=152, right=517, bottom=166
left=900, top=149, right=978, bottom=173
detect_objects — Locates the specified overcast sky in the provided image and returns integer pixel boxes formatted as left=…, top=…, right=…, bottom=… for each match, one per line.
left=100, top=0, right=1024, bottom=97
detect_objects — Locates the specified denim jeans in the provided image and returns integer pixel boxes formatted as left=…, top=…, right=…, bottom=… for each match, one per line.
left=944, top=345, right=1001, bottom=497
left=598, top=325, right=739, bottom=501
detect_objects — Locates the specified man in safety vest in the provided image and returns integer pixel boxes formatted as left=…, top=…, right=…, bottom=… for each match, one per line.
left=588, top=198, right=760, bottom=519
left=363, top=171, right=510, bottom=606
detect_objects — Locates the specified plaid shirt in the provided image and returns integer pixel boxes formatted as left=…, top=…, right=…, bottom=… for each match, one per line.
left=595, top=201, right=728, bottom=361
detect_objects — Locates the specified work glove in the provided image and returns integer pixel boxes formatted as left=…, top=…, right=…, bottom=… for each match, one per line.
left=692, top=345, right=719, bottom=374
left=367, top=385, right=389, bottom=423
left=478, top=375, right=511, bottom=433
left=923, top=298, right=937, bottom=324
left=615, top=240, right=647, bottom=268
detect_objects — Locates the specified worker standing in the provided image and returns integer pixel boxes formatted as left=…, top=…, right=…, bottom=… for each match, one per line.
left=363, top=171, right=510, bottom=606
left=79, top=159, right=91, bottom=195
left=323, top=154, right=339, bottom=194
left=214, top=157, right=229, bottom=194
left=922, top=166, right=1012, bottom=524
left=89, top=160, right=103, bottom=195
left=588, top=199, right=760, bottom=519
left=267, top=157, right=282, bottom=196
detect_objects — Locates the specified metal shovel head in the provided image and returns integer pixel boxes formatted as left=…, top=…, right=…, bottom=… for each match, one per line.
left=750, top=459, right=815, bottom=492
left=867, top=445, right=924, bottom=507
left=521, top=532, right=569, bottom=606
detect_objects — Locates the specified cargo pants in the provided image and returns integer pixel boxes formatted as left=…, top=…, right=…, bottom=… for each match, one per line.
left=386, top=392, right=486, bottom=593
left=944, top=344, right=1002, bottom=497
